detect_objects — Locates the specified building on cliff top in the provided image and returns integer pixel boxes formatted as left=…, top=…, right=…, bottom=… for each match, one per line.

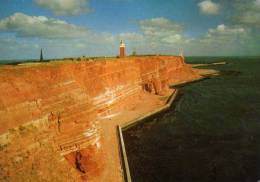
left=119, top=40, right=125, bottom=58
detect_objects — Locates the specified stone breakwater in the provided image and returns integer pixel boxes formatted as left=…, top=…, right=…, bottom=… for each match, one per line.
left=0, top=56, right=201, bottom=182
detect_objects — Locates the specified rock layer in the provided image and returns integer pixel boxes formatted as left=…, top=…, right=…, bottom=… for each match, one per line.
left=0, top=56, right=201, bottom=181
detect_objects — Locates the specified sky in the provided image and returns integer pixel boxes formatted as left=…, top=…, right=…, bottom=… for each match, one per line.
left=0, top=0, right=259, bottom=60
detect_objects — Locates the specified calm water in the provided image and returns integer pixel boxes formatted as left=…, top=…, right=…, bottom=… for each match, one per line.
left=123, top=57, right=260, bottom=182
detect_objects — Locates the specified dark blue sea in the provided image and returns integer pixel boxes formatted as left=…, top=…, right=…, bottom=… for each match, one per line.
left=123, top=57, right=260, bottom=182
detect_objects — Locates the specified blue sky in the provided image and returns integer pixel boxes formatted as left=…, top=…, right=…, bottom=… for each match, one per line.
left=0, top=0, right=259, bottom=60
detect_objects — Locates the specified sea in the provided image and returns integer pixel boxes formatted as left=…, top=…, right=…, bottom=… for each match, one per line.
left=123, top=57, right=260, bottom=182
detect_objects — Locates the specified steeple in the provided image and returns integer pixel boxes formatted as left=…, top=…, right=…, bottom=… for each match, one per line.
left=40, top=49, right=43, bottom=62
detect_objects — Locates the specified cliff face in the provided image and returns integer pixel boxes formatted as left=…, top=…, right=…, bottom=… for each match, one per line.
left=0, top=56, right=201, bottom=181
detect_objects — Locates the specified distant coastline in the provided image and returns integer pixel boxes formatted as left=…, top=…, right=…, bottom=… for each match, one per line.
left=1, top=55, right=260, bottom=65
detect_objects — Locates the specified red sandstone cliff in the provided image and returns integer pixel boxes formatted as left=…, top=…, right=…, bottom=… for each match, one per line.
left=0, top=56, right=201, bottom=181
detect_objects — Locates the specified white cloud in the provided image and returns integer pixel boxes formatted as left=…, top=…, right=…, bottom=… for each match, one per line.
left=161, top=34, right=182, bottom=43
left=0, top=13, right=89, bottom=39
left=198, top=0, right=220, bottom=15
left=0, top=13, right=124, bottom=58
left=208, top=24, right=245, bottom=35
left=35, top=0, right=90, bottom=16
left=231, top=0, right=260, bottom=27
left=139, top=17, right=183, bottom=36
left=119, top=18, right=252, bottom=56
left=236, top=12, right=260, bottom=26
left=198, top=24, right=250, bottom=52
left=138, top=17, right=187, bottom=44
left=1, top=14, right=259, bottom=59
left=139, top=17, right=182, bottom=29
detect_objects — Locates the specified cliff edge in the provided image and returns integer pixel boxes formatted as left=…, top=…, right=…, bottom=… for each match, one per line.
left=0, top=56, right=201, bottom=182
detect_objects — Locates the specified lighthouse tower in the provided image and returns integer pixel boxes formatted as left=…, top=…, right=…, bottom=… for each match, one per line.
left=119, top=40, right=125, bottom=58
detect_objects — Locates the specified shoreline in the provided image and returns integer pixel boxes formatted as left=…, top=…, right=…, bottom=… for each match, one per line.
left=91, top=68, right=219, bottom=181
left=117, top=89, right=179, bottom=182
left=191, top=61, right=226, bottom=68
left=0, top=56, right=220, bottom=182
left=116, top=68, right=220, bottom=182
left=120, top=59, right=260, bottom=182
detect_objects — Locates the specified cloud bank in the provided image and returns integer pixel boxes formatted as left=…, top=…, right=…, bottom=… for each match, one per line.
left=232, top=0, right=260, bottom=27
left=0, top=12, right=259, bottom=59
left=139, top=18, right=183, bottom=42
left=35, top=0, right=91, bottom=16
left=0, top=13, right=89, bottom=39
